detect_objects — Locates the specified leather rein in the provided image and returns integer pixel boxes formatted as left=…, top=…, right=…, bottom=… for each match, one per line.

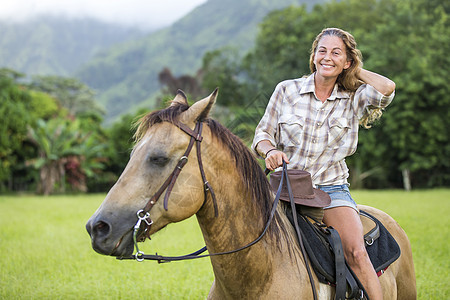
left=118, top=120, right=281, bottom=263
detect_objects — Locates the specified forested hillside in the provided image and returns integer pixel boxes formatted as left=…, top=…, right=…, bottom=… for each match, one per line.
left=1, top=0, right=447, bottom=193
left=76, top=0, right=323, bottom=122
left=0, top=16, right=144, bottom=76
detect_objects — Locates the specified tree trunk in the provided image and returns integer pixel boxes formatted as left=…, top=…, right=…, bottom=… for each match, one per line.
left=402, top=169, right=411, bottom=191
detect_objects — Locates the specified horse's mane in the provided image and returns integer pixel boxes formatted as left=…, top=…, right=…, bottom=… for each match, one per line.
left=205, top=119, right=298, bottom=251
left=134, top=103, right=291, bottom=245
left=134, top=103, right=189, bottom=141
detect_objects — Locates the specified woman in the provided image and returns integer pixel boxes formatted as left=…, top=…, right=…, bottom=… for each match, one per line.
left=252, top=28, right=395, bottom=300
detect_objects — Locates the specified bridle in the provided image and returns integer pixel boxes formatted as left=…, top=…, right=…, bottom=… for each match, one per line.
left=117, top=119, right=281, bottom=263
left=121, top=120, right=216, bottom=261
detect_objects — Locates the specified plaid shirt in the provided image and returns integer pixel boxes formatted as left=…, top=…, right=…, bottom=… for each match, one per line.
left=252, top=73, right=394, bottom=186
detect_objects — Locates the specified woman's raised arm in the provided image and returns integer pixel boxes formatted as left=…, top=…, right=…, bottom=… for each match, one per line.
left=358, top=68, right=396, bottom=96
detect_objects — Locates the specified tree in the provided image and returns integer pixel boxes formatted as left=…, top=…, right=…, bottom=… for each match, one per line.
left=100, top=112, right=138, bottom=188
left=363, top=0, right=450, bottom=187
left=243, top=5, right=313, bottom=96
left=0, top=69, right=31, bottom=189
left=27, top=90, right=63, bottom=120
left=0, top=68, right=72, bottom=192
left=27, top=118, right=106, bottom=194
left=201, top=47, right=247, bottom=106
left=157, top=67, right=204, bottom=108
left=30, top=75, right=104, bottom=117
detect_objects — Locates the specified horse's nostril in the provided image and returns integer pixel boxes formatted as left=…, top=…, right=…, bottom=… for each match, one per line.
left=93, top=220, right=111, bottom=237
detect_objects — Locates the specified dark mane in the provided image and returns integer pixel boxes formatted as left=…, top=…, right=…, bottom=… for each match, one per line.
left=134, top=102, right=190, bottom=142
left=204, top=119, right=283, bottom=239
left=134, top=103, right=283, bottom=240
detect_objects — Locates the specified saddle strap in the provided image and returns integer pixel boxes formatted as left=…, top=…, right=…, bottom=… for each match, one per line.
left=345, top=264, right=367, bottom=299
left=327, top=228, right=346, bottom=300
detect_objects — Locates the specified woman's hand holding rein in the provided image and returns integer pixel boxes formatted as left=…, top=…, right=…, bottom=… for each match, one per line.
left=265, top=148, right=278, bottom=157
left=265, top=149, right=289, bottom=171
left=256, top=140, right=289, bottom=171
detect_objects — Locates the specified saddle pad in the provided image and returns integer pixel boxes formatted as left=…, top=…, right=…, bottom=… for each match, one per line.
left=286, top=206, right=401, bottom=284
left=361, top=210, right=401, bottom=273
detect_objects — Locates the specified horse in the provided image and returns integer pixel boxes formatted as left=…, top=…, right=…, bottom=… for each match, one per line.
left=86, top=90, right=416, bottom=299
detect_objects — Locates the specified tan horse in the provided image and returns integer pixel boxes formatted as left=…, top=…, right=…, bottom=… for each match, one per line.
left=86, top=90, right=416, bottom=299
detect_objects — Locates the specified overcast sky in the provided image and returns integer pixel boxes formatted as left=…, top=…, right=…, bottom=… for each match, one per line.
left=0, top=0, right=208, bottom=29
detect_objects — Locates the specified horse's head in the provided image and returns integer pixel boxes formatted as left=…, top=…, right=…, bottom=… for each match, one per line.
left=86, top=89, right=218, bottom=257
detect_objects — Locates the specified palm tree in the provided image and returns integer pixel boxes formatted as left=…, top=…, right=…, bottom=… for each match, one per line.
left=27, top=118, right=105, bottom=195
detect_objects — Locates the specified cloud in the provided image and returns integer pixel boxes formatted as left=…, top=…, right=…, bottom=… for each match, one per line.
left=0, top=0, right=208, bottom=29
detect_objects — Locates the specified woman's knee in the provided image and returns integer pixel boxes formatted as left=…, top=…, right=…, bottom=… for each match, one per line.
left=345, top=246, right=370, bottom=267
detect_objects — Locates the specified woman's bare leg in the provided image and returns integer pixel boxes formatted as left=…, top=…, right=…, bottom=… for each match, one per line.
left=323, top=207, right=383, bottom=300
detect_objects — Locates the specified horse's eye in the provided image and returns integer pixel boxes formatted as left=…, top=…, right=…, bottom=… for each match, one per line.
left=149, top=156, right=169, bottom=167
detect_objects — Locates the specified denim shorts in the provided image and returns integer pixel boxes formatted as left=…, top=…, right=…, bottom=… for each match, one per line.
left=316, top=184, right=358, bottom=212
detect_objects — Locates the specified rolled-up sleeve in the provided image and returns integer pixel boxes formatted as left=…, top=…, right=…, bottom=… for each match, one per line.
left=251, top=82, right=285, bottom=157
left=353, top=84, right=395, bottom=119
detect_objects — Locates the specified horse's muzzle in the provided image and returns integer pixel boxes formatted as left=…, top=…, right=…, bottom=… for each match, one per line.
left=86, top=216, right=134, bottom=257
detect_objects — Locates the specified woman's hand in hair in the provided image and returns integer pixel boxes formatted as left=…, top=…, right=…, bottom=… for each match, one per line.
left=358, top=68, right=396, bottom=96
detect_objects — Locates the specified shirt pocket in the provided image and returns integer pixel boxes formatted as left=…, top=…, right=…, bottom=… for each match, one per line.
left=277, top=114, right=304, bottom=147
left=327, top=117, right=350, bottom=149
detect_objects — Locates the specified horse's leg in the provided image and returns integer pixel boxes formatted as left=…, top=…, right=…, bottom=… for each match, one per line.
left=379, top=269, right=397, bottom=299
left=389, top=224, right=417, bottom=300
left=207, top=280, right=218, bottom=299
left=358, top=205, right=417, bottom=300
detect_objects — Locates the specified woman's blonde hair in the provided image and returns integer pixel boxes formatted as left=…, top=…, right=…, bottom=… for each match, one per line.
left=309, top=28, right=382, bottom=128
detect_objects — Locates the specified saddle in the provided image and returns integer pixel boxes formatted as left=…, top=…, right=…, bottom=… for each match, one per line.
left=268, top=162, right=401, bottom=300
left=286, top=206, right=401, bottom=300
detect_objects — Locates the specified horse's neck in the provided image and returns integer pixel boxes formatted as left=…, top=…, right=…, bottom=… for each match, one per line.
left=195, top=174, right=266, bottom=280
left=195, top=175, right=307, bottom=298
left=197, top=178, right=267, bottom=253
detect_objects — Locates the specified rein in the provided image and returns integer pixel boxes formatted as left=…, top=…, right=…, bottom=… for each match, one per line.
left=117, top=120, right=282, bottom=263
left=279, top=161, right=318, bottom=300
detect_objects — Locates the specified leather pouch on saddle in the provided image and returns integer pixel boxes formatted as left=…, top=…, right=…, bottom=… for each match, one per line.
left=269, top=170, right=331, bottom=222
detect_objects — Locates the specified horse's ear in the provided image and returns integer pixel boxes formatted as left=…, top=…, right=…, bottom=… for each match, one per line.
left=180, top=88, right=218, bottom=123
left=170, top=89, right=188, bottom=106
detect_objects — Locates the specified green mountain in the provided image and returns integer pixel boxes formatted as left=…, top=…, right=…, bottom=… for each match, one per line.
left=0, top=16, right=144, bottom=76
left=76, top=0, right=323, bottom=123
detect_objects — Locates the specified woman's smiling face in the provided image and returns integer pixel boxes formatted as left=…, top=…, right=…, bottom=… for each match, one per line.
left=313, top=35, right=351, bottom=80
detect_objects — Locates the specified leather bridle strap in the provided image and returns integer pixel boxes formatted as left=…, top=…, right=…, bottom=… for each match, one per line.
left=178, top=121, right=218, bottom=217
left=138, top=121, right=205, bottom=241
left=195, top=123, right=219, bottom=217
left=136, top=121, right=221, bottom=243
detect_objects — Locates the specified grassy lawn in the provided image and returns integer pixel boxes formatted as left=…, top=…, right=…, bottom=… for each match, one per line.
left=0, top=189, right=448, bottom=299
left=353, top=189, right=449, bottom=299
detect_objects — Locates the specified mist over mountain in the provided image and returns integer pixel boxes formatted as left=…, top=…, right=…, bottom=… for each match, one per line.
left=0, top=0, right=208, bottom=31
left=0, top=0, right=323, bottom=123
left=0, top=16, right=146, bottom=76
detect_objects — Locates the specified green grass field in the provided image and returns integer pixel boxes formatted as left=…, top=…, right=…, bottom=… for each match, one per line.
left=0, top=189, right=449, bottom=299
